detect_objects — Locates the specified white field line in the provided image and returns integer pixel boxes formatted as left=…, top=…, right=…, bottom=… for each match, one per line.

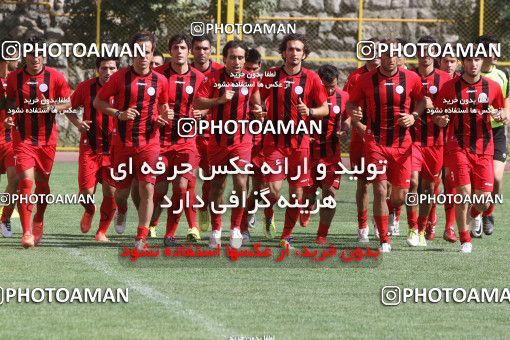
left=63, top=248, right=234, bottom=338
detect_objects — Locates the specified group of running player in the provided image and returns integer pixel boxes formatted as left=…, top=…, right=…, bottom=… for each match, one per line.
left=0, top=32, right=507, bottom=253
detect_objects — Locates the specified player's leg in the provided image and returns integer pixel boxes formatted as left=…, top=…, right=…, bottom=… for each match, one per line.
left=150, top=180, right=169, bottom=238
left=0, top=165, right=18, bottom=237
left=426, top=176, right=440, bottom=239
left=469, top=153, right=494, bottom=239
left=373, top=179, right=390, bottom=251
left=17, top=167, right=36, bottom=248
left=134, top=180, right=154, bottom=249
left=230, top=172, right=248, bottom=249
left=164, top=176, right=188, bottom=245
left=415, top=177, right=435, bottom=246
left=405, top=170, right=419, bottom=246
left=355, top=177, right=370, bottom=239
left=95, top=178, right=116, bottom=242
left=442, top=165, right=457, bottom=242
left=208, top=174, right=227, bottom=248
left=77, top=147, right=98, bottom=233
left=315, top=184, right=337, bottom=245
left=483, top=158, right=504, bottom=235
left=456, top=184, right=472, bottom=253
left=130, top=179, right=140, bottom=210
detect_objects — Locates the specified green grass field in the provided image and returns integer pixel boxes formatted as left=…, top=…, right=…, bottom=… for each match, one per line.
left=1, top=161, right=510, bottom=339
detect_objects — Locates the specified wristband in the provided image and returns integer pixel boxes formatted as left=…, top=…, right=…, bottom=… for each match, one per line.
left=115, top=110, right=121, bottom=118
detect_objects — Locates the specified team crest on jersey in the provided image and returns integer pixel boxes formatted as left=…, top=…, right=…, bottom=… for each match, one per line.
left=477, top=92, right=488, bottom=103
left=185, top=85, right=194, bottom=94
left=333, top=105, right=340, bottom=114
left=147, top=87, right=155, bottom=96
left=241, top=87, right=249, bottom=96
left=429, top=85, right=438, bottom=95
left=39, top=83, right=48, bottom=92
left=395, top=85, right=404, bottom=94
left=294, top=85, right=303, bottom=95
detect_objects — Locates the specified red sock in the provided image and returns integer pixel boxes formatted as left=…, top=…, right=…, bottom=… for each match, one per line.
left=0, top=204, right=15, bottom=223
left=81, top=201, right=95, bottom=215
left=374, top=215, right=389, bottom=244
left=240, top=209, right=249, bottom=232
left=97, top=196, right=116, bottom=234
left=483, top=204, right=495, bottom=217
left=428, top=204, right=437, bottom=223
left=17, top=178, right=33, bottom=235
left=201, top=179, right=210, bottom=211
left=117, top=202, right=127, bottom=215
left=357, top=210, right=368, bottom=229
left=136, top=226, right=149, bottom=241
left=33, top=180, right=50, bottom=223
left=407, top=209, right=418, bottom=230
left=317, top=222, right=330, bottom=237
left=394, top=205, right=402, bottom=221
left=185, top=178, right=197, bottom=229
left=209, top=205, right=222, bottom=231
left=166, top=187, right=186, bottom=237
left=470, top=206, right=480, bottom=218
left=444, top=177, right=455, bottom=228
left=264, top=194, right=277, bottom=220
left=281, top=199, right=301, bottom=239
left=459, top=230, right=471, bottom=244
left=417, top=215, right=428, bottom=233
left=231, top=207, right=244, bottom=230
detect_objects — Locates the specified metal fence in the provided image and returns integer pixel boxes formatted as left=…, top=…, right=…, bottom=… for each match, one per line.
left=0, top=0, right=509, bottom=150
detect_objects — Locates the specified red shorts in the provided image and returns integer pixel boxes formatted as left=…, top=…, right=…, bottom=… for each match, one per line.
left=0, top=142, right=15, bottom=174
left=110, top=143, right=160, bottom=189
left=310, top=153, right=341, bottom=190
left=411, top=144, right=443, bottom=181
left=449, top=147, right=494, bottom=192
left=365, top=140, right=411, bottom=189
left=78, top=145, right=114, bottom=191
left=207, top=143, right=252, bottom=180
left=196, top=136, right=209, bottom=170
left=156, top=144, right=197, bottom=183
left=13, top=142, right=56, bottom=176
left=254, top=146, right=311, bottom=188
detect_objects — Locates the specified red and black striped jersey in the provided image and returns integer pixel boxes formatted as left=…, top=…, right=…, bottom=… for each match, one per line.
left=191, top=61, right=224, bottom=141
left=348, top=67, right=424, bottom=148
left=434, top=76, right=505, bottom=155
left=311, top=87, right=349, bottom=158
left=197, top=68, right=258, bottom=147
left=154, top=64, right=205, bottom=148
left=5, top=66, right=71, bottom=146
left=96, top=66, right=169, bottom=148
left=0, top=76, right=12, bottom=144
left=191, top=60, right=223, bottom=80
left=71, top=77, right=113, bottom=154
left=260, top=66, right=328, bottom=149
left=411, top=68, right=451, bottom=146
left=344, top=65, right=371, bottom=145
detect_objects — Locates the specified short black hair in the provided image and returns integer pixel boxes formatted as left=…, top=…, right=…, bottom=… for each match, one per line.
left=279, top=33, right=311, bottom=58
left=153, top=49, right=163, bottom=58
left=367, top=36, right=380, bottom=43
left=24, top=35, right=44, bottom=56
left=246, top=48, right=261, bottom=64
left=222, top=40, right=248, bottom=58
left=417, top=35, right=437, bottom=44
left=95, top=57, right=119, bottom=69
left=128, top=31, right=155, bottom=53
left=475, top=34, right=500, bottom=46
left=168, top=33, right=191, bottom=50
left=396, top=37, right=408, bottom=45
left=191, top=34, right=213, bottom=47
left=317, top=64, right=339, bottom=84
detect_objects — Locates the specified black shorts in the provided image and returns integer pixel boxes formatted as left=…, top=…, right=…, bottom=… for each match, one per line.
left=493, top=126, right=507, bottom=162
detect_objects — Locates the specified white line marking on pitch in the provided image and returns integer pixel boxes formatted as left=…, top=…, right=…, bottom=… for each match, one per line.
left=63, top=248, right=234, bottom=337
